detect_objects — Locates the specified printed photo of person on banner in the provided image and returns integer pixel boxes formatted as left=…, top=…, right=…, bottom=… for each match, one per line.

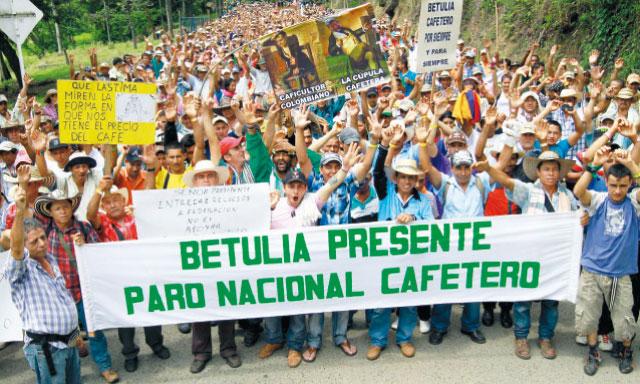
left=260, top=4, right=389, bottom=109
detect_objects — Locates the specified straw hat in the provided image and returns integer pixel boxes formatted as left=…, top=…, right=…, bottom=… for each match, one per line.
left=392, top=158, right=424, bottom=177
left=183, top=160, right=229, bottom=187
left=34, top=190, right=82, bottom=219
left=523, top=151, right=574, bottom=181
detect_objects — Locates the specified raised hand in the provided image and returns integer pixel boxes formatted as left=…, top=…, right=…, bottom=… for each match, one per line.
left=617, top=118, right=637, bottom=141
left=14, top=186, right=27, bottom=212
left=589, top=82, right=603, bottom=99
left=535, top=120, right=549, bottom=143
left=293, top=105, right=311, bottom=130
left=16, top=164, right=31, bottom=186
left=269, top=190, right=280, bottom=210
left=341, top=142, right=362, bottom=171
left=390, top=121, right=406, bottom=146
left=98, top=176, right=113, bottom=194
left=471, top=160, right=490, bottom=173
left=549, top=44, right=558, bottom=57
left=588, top=49, right=600, bottom=66
left=30, top=129, right=46, bottom=152
left=590, top=66, right=604, bottom=82
left=614, top=57, right=624, bottom=70
left=381, top=126, right=394, bottom=146
left=593, top=146, right=611, bottom=166
left=367, top=115, right=382, bottom=142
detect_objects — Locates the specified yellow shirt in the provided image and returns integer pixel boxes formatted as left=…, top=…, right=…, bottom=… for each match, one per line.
left=154, top=166, right=192, bottom=190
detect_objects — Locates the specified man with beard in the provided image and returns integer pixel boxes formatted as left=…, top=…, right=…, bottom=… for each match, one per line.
left=326, top=18, right=378, bottom=71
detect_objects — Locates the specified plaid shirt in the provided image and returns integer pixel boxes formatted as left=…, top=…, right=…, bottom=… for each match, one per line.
left=550, top=108, right=586, bottom=159
left=97, top=212, right=138, bottom=242
left=45, top=219, right=99, bottom=302
left=308, top=169, right=360, bottom=225
left=3, top=251, right=78, bottom=347
left=506, top=179, right=578, bottom=215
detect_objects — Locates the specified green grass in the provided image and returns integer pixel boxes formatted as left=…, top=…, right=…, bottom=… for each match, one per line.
left=0, top=39, right=153, bottom=100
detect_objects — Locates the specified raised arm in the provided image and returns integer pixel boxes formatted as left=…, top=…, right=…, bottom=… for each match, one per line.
left=294, top=106, right=313, bottom=177
left=316, top=143, right=361, bottom=206
left=10, top=185, right=27, bottom=260
left=472, top=160, right=515, bottom=191
left=87, top=176, right=112, bottom=230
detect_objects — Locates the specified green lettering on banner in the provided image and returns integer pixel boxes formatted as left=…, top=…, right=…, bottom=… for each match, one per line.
left=293, top=233, right=310, bottom=262
left=257, top=278, right=276, bottom=303
left=345, top=272, right=365, bottom=297
left=431, top=223, right=450, bottom=252
left=242, top=237, right=262, bottom=266
left=453, top=222, right=471, bottom=251
left=420, top=265, right=440, bottom=291
left=461, top=262, right=480, bottom=288
left=124, top=286, right=144, bottom=315
left=441, top=263, right=460, bottom=289
left=180, top=241, right=200, bottom=270
left=282, top=234, right=291, bottom=263
left=276, top=277, right=285, bottom=301
left=148, top=285, right=166, bottom=312
left=500, top=262, right=520, bottom=287
left=220, top=237, right=239, bottom=266
left=472, top=221, right=492, bottom=250
left=164, top=283, right=186, bottom=310
left=327, top=229, right=347, bottom=260
left=480, top=261, right=500, bottom=288
left=369, top=226, right=388, bottom=257
left=410, top=224, right=429, bottom=254
left=381, top=267, right=400, bottom=294
left=217, top=281, right=237, bottom=306
left=286, top=275, right=305, bottom=301
left=348, top=227, right=368, bottom=257
left=185, top=283, right=205, bottom=308
left=305, top=274, right=325, bottom=300
left=389, top=225, right=409, bottom=255
left=520, top=262, right=540, bottom=288
left=401, top=266, right=418, bottom=292
left=326, top=273, right=345, bottom=299
left=239, top=280, right=257, bottom=305
left=202, top=239, right=221, bottom=268
left=262, top=236, right=282, bottom=264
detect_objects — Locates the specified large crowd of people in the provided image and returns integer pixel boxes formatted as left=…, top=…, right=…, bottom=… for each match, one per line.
left=1, top=1, right=640, bottom=382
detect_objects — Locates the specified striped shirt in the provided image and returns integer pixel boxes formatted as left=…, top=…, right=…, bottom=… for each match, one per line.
left=2, top=250, right=78, bottom=347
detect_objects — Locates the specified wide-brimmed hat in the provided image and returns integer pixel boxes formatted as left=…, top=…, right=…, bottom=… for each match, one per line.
left=271, top=139, right=295, bottom=155
left=616, top=88, right=635, bottom=100
left=63, top=152, right=97, bottom=172
left=392, top=158, right=424, bottom=176
left=101, top=185, right=129, bottom=203
left=519, top=91, right=541, bottom=106
left=1, top=120, right=24, bottom=131
left=559, top=88, right=578, bottom=99
left=626, top=73, right=640, bottom=85
left=44, top=89, right=57, bottom=103
left=34, top=190, right=82, bottom=219
left=523, top=151, right=574, bottom=181
left=183, top=160, right=229, bottom=187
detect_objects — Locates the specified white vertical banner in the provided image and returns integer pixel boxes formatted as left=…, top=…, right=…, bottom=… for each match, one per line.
left=0, top=252, right=23, bottom=342
left=415, top=0, right=463, bottom=73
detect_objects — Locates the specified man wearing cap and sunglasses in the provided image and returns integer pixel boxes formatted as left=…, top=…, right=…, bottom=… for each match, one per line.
left=475, top=150, right=581, bottom=360
left=261, top=144, right=361, bottom=368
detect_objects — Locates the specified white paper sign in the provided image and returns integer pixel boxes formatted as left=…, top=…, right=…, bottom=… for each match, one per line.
left=0, top=252, right=23, bottom=342
left=115, top=93, right=157, bottom=123
left=415, top=0, right=463, bottom=73
left=133, top=183, right=271, bottom=238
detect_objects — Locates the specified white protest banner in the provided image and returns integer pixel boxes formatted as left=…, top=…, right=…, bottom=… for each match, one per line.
left=77, top=212, right=583, bottom=331
left=1, top=252, right=24, bottom=342
left=415, top=0, right=463, bottom=73
left=132, top=183, right=270, bottom=238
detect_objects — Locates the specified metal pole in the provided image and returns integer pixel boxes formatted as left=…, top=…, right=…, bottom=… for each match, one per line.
left=16, top=42, right=25, bottom=81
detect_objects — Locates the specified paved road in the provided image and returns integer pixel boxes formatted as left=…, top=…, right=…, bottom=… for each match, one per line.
left=1, top=303, right=637, bottom=383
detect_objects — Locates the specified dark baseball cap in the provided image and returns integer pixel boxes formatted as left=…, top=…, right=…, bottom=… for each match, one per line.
left=283, top=169, right=307, bottom=185
left=48, top=137, right=69, bottom=151
left=125, top=147, right=142, bottom=163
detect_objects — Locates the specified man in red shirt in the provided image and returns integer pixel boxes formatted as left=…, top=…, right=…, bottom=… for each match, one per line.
left=86, top=176, right=170, bottom=373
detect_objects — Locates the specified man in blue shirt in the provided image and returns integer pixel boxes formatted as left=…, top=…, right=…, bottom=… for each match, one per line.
left=573, top=151, right=640, bottom=376
left=423, top=149, right=492, bottom=345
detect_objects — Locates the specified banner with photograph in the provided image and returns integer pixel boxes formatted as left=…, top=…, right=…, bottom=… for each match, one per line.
left=76, top=212, right=583, bottom=331
left=259, top=4, right=389, bottom=109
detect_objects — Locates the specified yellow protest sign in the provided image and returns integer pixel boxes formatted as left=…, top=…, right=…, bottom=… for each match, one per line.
left=57, top=80, right=157, bottom=144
